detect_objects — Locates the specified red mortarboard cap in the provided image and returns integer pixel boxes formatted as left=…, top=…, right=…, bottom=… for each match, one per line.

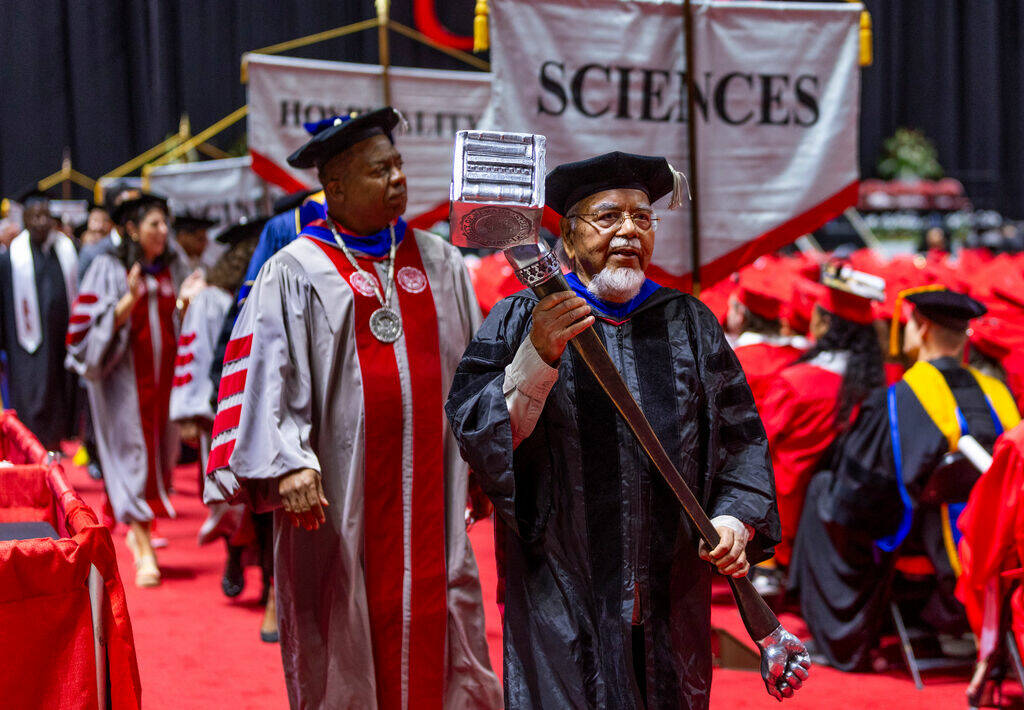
left=787, top=278, right=827, bottom=335
left=736, top=269, right=786, bottom=322
left=700, top=277, right=736, bottom=327
left=991, top=263, right=1024, bottom=309
left=819, top=262, right=884, bottom=325
left=969, top=317, right=1020, bottom=361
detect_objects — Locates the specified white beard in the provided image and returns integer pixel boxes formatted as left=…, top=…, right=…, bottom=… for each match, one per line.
left=587, top=265, right=646, bottom=303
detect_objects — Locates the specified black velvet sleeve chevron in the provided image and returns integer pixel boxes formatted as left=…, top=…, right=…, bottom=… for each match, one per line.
left=445, top=293, right=553, bottom=541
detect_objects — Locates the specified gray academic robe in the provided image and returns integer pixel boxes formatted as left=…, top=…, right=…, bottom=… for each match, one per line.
left=206, top=229, right=502, bottom=710
left=65, top=254, right=179, bottom=523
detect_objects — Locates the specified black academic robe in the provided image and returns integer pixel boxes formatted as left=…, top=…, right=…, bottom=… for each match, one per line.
left=0, top=244, right=79, bottom=448
left=446, top=288, right=779, bottom=710
left=790, top=356, right=1006, bottom=671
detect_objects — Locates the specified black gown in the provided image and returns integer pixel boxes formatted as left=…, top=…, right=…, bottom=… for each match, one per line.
left=0, top=242, right=78, bottom=448
left=790, top=356, right=1008, bottom=671
left=446, top=287, right=779, bottom=710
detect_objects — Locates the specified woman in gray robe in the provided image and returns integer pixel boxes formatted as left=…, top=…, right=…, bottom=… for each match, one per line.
left=66, top=194, right=180, bottom=588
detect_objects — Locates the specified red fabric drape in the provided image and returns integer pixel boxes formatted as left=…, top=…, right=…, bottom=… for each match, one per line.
left=957, top=423, right=1024, bottom=660
left=0, top=410, right=49, bottom=464
left=0, top=455, right=141, bottom=709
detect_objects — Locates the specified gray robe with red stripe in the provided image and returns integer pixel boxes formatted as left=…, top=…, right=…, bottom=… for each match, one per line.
left=205, top=229, right=501, bottom=710
left=65, top=253, right=179, bottom=523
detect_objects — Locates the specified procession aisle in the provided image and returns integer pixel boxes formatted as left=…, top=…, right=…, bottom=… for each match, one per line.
left=68, top=459, right=290, bottom=709
left=66, top=457, right=1000, bottom=709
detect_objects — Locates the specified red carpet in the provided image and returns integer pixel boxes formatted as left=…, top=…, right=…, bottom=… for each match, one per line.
left=65, top=459, right=1006, bottom=708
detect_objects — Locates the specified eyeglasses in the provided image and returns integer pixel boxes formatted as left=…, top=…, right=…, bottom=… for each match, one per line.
left=570, top=210, right=659, bottom=233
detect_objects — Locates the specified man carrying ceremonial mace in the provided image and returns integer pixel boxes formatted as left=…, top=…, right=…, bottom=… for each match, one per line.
left=446, top=136, right=809, bottom=708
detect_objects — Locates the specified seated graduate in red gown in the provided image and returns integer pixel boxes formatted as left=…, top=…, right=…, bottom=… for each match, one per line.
left=957, top=421, right=1024, bottom=702
left=726, top=267, right=808, bottom=413
left=759, top=264, right=885, bottom=573
left=205, top=108, right=501, bottom=709
left=790, top=287, right=1021, bottom=671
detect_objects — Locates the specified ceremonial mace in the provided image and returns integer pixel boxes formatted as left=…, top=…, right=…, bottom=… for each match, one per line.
left=450, top=130, right=810, bottom=701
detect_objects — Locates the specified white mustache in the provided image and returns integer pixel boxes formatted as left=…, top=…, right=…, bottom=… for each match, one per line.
left=609, top=236, right=642, bottom=250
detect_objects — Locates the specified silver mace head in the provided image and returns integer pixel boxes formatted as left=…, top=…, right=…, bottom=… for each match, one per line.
left=449, top=130, right=559, bottom=286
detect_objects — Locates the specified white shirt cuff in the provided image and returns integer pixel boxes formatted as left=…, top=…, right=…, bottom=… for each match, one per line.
left=710, top=515, right=753, bottom=545
left=503, top=337, right=559, bottom=447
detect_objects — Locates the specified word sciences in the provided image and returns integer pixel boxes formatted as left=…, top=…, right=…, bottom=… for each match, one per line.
left=536, top=62, right=821, bottom=127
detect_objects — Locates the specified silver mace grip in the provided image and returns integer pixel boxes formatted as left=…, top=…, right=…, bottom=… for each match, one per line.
left=756, top=625, right=811, bottom=702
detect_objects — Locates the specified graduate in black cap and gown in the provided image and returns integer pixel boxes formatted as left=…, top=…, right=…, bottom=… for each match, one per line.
left=205, top=108, right=500, bottom=709
left=446, top=151, right=781, bottom=709
left=0, top=189, right=79, bottom=447
left=791, top=287, right=1021, bottom=671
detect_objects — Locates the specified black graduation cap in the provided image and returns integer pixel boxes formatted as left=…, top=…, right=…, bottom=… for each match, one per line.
left=286, top=107, right=401, bottom=170
left=216, top=216, right=269, bottom=245
left=545, top=151, right=677, bottom=216
left=174, top=214, right=218, bottom=232
left=16, top=186, right=51, bottom=207
left=906, top=288, right=987, bottom=331
left=273, top=188, right=318, bottom=216
left=111, top=192, right=168, bottom=226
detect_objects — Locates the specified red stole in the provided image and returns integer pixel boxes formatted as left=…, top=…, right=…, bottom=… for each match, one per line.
left=307, top=234, right=447, bottom=710
left=128, top=268, right=177, bottom=518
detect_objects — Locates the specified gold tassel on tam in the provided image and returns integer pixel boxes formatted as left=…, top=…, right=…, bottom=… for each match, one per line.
left=473, top=0, right=489, bottom=53
left=889, top=284, right=946, bottom=357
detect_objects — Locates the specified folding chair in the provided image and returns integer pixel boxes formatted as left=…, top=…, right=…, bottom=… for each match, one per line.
left=889, top=451, right=980, bottom=689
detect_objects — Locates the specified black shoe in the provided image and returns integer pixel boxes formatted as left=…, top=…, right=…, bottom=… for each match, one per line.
left=260, top=630, right=279, bottom=643
left=221, top=545, right=245, bottom=598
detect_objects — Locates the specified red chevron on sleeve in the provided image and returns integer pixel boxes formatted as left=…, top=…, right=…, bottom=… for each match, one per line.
left=217, top=370, right=248, bottom=402
left=206, top=440, right=236, bottom=474
left=66, top=293, right=101, bottom=346
left=224, top=334, right=253, bottom=364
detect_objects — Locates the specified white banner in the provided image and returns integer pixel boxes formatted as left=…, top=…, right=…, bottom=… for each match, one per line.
left=146, top=156, right=272, bottom=228
left=246, top=54, right=491, bottom=221
left=485, top=0, right=861, bottom=284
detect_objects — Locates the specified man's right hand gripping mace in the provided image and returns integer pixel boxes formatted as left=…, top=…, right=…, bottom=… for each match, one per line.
left=450, top=130, right=810, bottom=701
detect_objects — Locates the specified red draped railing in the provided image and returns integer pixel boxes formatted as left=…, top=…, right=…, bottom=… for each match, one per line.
left=0, top=413, right=141, bottom=709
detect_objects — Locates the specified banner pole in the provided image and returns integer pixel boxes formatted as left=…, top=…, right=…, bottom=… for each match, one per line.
left=376, top=0, right=392, bottom=106
left=61, top=148, right=72, bottom=200
left=682, top=0, right=702, bottom=296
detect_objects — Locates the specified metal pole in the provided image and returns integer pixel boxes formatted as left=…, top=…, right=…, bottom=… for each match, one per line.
left=377, top=0, right=392, bottom=106
left=61, top=148, right=72, bottom=200
left=682, top=0, right=702, bottom=295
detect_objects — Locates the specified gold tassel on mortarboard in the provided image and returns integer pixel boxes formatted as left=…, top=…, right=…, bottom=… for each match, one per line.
left=473, top=0, right=489, bottom=53
left=889, top=284, right=946, bottom=357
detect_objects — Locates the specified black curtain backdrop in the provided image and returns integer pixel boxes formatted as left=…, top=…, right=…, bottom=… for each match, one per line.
left=860, top=0, right=1024, bottom=218
left=1, top=1, right=1022, bottom=218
